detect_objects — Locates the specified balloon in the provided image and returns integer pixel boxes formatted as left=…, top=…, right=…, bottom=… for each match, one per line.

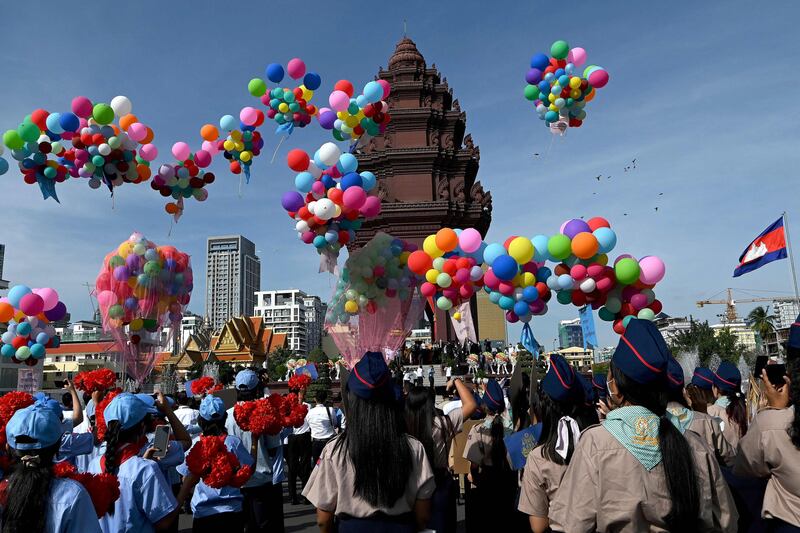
left=638, top=256, right=666, bottom=285
left=551, top=40, right=570, bottom=60
left=567, top=47, right=587, bottom=66
left=19, top=293, right=44, bottom=316
left=303, top=72, right=322, bottom=91
left=318, top=142, right=341, bottom=167
left=547, top=234, right=572, bottom=260
left=588, top=68, right=610, bottom=88
left=562, top=218, right=591, bottom=238
left=483, top=243, right=507, bottom=266
left=171, top=142, right=190, bottom=161
left=508, top=237, right=534, bottom=264
left=287, top=58, right=306, bottom=79
left=423, top=235, right=444, bottom=258
left=571, top=232, right=599, bottom=259
left=329, top=91, right=350, bottom=112
left=458, top=228, right=482, bottom=253
left=266, top=63, right=284, bottom=83
left=593, top=227, right=617, bottom=253
left=614, top=258, right=641, bottom=285
left=287, top=149, right=310, bottom=172
left=7, top=285, right=31, bottom=308
left=110, top=95, right=133, bottom=117
left=492, top=255, right=518, bottom=281
left=435, top=228, right=458, bottom=252
left=281, top=191, right=305, bottom=212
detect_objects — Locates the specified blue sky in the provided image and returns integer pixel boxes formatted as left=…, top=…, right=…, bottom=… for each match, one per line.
left=1, top=1, right=799, bottom=348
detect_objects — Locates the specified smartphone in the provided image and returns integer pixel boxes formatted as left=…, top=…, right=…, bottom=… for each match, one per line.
left=753, top=356, right=769, bottom=379
left=765, top=364, right=788, bottom=387
left=53, top=380, right=65, bottom=389
left=152, top=425, right=170, bottom=459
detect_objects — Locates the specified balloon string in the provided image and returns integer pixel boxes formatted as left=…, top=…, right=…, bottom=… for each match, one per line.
left=271, top=135, right=288, bottom=164
left=167, top=218, right=174, bottom=238
left=238, top=174, right=244, bottom=198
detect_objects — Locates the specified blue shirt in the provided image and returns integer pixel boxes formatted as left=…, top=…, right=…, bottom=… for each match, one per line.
left=74, top=442, right=105, bottom=473
left=88, top=455, right=177, bottom=533
left=141, top=436, right=184, bottom=486
left=224, top=407, right=289, bottom=487
left=56, top=432, right=95, bottom=463
left=176, top=434, right=254, bottom=518
left=3, top=477, right=102, bottom=533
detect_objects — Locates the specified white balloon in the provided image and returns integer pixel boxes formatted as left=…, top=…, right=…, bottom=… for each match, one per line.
left=98, top=143, right=111, bottom=156
left=315, top=198, right=336, bottom=220
left=307, top=200, right=317, bottom=214
left=307, top=162, right=322, bottom=179
left=295, top=220, right=310, bottom=233
left=318, top=142, right=341, bottom=167
left=110, top=95, right=133, bottom=117
left=579, top=278, right=597, bottom=293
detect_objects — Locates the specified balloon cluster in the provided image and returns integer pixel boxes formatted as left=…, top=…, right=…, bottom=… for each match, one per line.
left=524, top=40, right=610, bottom=132
left=407, top=228, right=486, bottom=313
left=328, top=233, right=419, bottom=319
left=318, top=79, right=392, bottom=143
left=281, top=142, right=381, bottom=260
left=95, top=233, right=193, bottom=383
left=253, top=58, right=321, bottom=135
left=218, top=113, right=265, bottom=182
left=2, top=96, right=156, bottom=201
left=0, top=285, right=67, bottom=365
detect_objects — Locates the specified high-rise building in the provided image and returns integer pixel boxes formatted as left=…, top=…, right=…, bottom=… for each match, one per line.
left=253, top=290, right=325, bottom=355
left=476, top=291, right=507, bottom=344
left=558, top=318, right=584, bottom=349
left=654, top=313, right=692, bottom=344
left=205, top=236, right=260, bottom=331
left=0, top=244, right=9, bottom=290
left=772, top=300, right=800, bottom=329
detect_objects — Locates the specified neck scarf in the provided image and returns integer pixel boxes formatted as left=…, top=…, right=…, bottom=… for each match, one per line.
left=666, top=402, right=694, bottom=434
left=555, top=416, right=581, bottom=460
left=715, top=396, right=731, bottom=408
left=603, top=406, right=662, bottom=470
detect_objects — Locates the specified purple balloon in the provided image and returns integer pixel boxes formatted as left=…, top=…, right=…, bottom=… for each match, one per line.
left=44, top=301, right=67, bottom=322
left=562, top=219, right=591, bottom=239
left=525, top=68, right=542, bottom=85
left=281, top=191, right=305, bottom=212
left=318, top=110, right=337, bottom=130
left=113, top=266, right=130, bottom=281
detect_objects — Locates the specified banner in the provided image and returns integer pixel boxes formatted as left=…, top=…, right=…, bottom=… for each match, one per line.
left=579, top=305, right=598, bottom=350
left=17, top=367, right=42, bottom=393
left=449, top=302, right=477, bottom=343
left=520, top=322, right=541, bottom=358
left=295, top=363, right=319, bottom=380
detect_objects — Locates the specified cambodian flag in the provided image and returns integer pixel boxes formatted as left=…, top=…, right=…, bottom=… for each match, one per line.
left=733, top=216, right=787, bottom=277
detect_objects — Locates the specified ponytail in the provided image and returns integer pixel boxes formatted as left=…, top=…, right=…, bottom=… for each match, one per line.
left=198, top=415, right=228, bottom=437
left=787, top=357, right=800, bottom=450
left=611, top=363, right=700, bottom=530
left=103, top=421, right=122, bottom=476
left=489, top=412, right=509, bottom=470
left=1, top=440, right=58, bottom=533
left=723, top=390, right=748, bottom=438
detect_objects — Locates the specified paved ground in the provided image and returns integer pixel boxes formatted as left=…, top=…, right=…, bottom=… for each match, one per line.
left=178, top=482, right=466, bottom=532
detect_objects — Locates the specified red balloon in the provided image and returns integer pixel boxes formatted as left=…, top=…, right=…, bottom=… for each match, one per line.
left=31, top=109, right=49, bottom=130
left=613, top=319, right=626, bottom=335
left=442, top=260, right=457, bottom=276
left=571, top=291, right=587, bottom=307
left=649, top=299, right=663, bottom=314
left=334, top=80, right=354, bottom=97
left=503, top=235, right=518, bottom=249
left=587, top=217, right=611, bottom=231
left=455, top=257, right=472, bottom=270
left=338, top=230, right=350, bottom=245
left=11, top=337, right=27, bottom=349
left=408, top=251, right=433, bottom=275
left=286, top=149, right=310, bottom=172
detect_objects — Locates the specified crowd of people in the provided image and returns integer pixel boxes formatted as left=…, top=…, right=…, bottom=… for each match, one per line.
left=0, top=317, right=798, bottom=532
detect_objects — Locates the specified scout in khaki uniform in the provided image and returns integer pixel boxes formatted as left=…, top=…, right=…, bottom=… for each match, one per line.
left=707, top=362, right=748, bottom=450
left=549, top=319, right=738, bottom=533
left=519, top=354, right=593, bottom=533
left=664, top=357, right=735, bottom=465
left=303, top=351, right=435, bottom=533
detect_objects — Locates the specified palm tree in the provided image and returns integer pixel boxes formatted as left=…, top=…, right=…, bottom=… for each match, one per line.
left=746, top=306, right=776, bottom=352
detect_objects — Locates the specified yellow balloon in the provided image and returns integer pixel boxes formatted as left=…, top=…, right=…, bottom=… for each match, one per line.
left=334, top=205, right=342, bottom=218
left=278, top=102, right=289, bottom=113
left=512, top=273, right=522, bottom=287
left=570, top=89, right=581, bottom=99
left=127, top=277, right=137, bottom=289
left=425, top=269, right=441, bottom=284
left=130, top=318, right=144, bottom=331
left=234, top=141, right=244, bottom=151
left=344, top=300, right=359, bottom=314
left=569, top=76, right=582, bottom=89
left=549, top=104, right=558, bottom=112
left=596, top=253, right=609, bottom=266
left=337, top=111, right=347, bottom=119
left=223, top=140, right=235, bottom=151
left=229, top=130, right=242, bottom=141
left=548, top=93, right=556, bottom=103
left=399, top=251, right=410, bottom=264
left=301, top=87, right=313, bottom=101
left=453, top=312, right=462, bottom=321
left=118, top=242, right=132, bottom=258
left=508, top=236, right=534, bottom=264
left=520, top=272, right=537, bottom=287
left=239, top=151, right=252, bottom=162
left=423, top=235, right=444, bottom=258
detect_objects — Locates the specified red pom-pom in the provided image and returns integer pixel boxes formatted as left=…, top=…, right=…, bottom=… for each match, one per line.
left=94, top=389, right=122, bottom=442
left=185, top=435, right=253, bottom=489
left=73, top=368, right=116, bottom=393
left=53, top=462, right=120, bottom=517
left=233, top=394, right=308, bottom=437
left=190, top=376, right=221, bottom=396
left=287, top=374, right=312, bottom=391
left=0, top=391, right=34, bottom=448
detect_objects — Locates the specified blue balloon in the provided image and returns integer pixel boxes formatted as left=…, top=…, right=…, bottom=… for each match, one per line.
left=35, top=332, right=49, bottom=344
left=51, top=337, right=60, bottom=348
left=522, top=286, right=539, bottom=303
left=340, top=172, right=362, bottom=190
left=363, top=81, right=384, bottom=103
left=45, top=113, right=63, bottom=134
left=0, top=157, right=8, bottom=176
left=492, top=255, right=519, bottom=281
left=536, top=266, right=552, bottom=281
left=58, top=112, right=80, bottom=133
left=321, top=175, right=336, bottom=189
left=530, top=53, right=550, bottom=70
left=16, top=322, right=31, bottom=336
left=7, top=285, right=31, bottom=307
left=0, top=344, right=13, bottom=358
left=359, top=171, right=376, bottom=191
left=313, top=235, right=326, bottom=248
left=295, top=172, right=315, bottom=193
left=498, top=295, right=515, bottom=310
left=266, top=63, right=285, bottom=83
left=513, top=301, right=530, bottom=316
left=337, top=153, right=358, bottom=174
left=538, top=80, right=551, bottom=93
left=303, top=72, right=322, bottom=90
left=531, top=234, right=549, bottom=261
left=30, top=343, right=45, bottom=359
left=483, top=243, right=507, bottom=266
left=355, top=95, right=368, bottom=108
left=557, top=274, right=574, bottom=290
left=545, top=110, right=559, bottom=123
left=594, top=227, right=617, bottom=254
left=219, top=114, right=238, bottom=131
left=324, top=230, right=338, bottom=243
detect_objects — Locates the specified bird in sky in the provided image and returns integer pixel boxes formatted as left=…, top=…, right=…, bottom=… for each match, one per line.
left=595, top=175, right=602, bottom=181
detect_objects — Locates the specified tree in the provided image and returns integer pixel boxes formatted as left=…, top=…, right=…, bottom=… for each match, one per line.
left=187, top=360, right=235, bottom=385
left=307, top=348, right=331, bottom=399
left=265, top=347, right=294, bottom=381
left=670, top=319, right=719, bottom=366
left=747, top=306, right=776, bottom=352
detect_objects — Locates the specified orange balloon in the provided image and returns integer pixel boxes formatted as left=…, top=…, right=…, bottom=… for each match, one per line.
left=200, top=124, right=219, bottom=142
left=165, top=203, right=179, bottom=215
left=141, top=127, right=154, bottom=144
left=137, top=164, right=151, bottom=181
left=0, top=302, right=13, bottom=322
left=119, top=114, right=138, bottom=131
left=584, top=89, right=596, bottom=103
left=435, top=228, right=458, bottom=252
left=327, top=188, right=343, bottom=205
left=571, top=232, right=599, bottom=259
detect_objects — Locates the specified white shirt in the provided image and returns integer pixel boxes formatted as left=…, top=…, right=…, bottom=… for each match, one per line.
left=415, top=368, right=424, bottom=379
left=442, top=400, right=462, bottom=416
left=306, top=404, right=339, bottom=440
left=293, top=402, right=312, bottom=435
left=445, top=367, right=452, bottom=378
left=174, top=406, right=199, bottom=428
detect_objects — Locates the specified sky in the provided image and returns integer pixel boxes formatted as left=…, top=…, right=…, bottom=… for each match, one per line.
left=1, top=1, right=799, bottom=349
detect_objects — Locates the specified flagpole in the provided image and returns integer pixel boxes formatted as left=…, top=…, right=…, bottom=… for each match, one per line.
left=782, top=211, right=800, bottom=304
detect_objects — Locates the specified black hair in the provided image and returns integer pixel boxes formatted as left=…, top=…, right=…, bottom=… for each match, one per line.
left=685, top=384, right=714, bottom=413
left=333, top=388, right=412, bottom=508
left=531, top=387, right=593, bottom=465
left=198, top=414, right=228, bottom=437
left=104, top=415, right=149, bottom=476
left=611, top=361, right=700, bottom=530
left=61, top=392, right=73, bottom=410
left=236, top=388, right=259, bottom=402
left=717, top=385, right=748, bottom=439
left=403, top=386, right=437, bottom=469
left=666, top=386, right=690, bottom=409
left=482, top=394, right=510, bottom=471
left=787, top=357, right=800, bottom=449
left=1, top=439, right=59, bottom=533
left=315, top=389, right=328, bottom=404
left=176, top=391, right=190, bottom=406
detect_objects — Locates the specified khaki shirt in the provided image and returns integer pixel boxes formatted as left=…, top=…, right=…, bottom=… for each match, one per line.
left=549, top=424, right=737, bottom=532
left=707, top=403, right=741, bottom=451
left=733, top=407, right=800, bottom=526
left=689, top=410, right=735, bottom=465
left=463, top=416, right=498, bottom=467
left=518, top=445, right=568, bottom=518
left=302, top=435, right=435, bottom=517
left=432, top=409, right=464, bottom=470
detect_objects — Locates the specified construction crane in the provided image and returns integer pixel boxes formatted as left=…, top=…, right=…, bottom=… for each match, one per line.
left=696, top=288, right=797, bottom=323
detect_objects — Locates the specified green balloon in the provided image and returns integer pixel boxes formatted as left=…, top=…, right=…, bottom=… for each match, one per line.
left=556, top=290, right=572, bottom=305
left=3, top=129, right=24, bottom=150
left=92, top=103, right=115, bottom=125
left=637, top=308, right=656, bottom=321
left=547, top=234, right=572, bottom=260
left=18, top=121, right=41, bottom=143
left=524, top=85, right=540, bottom=101
left=248, top=78, right=267, bottom=97
left=43, top=166, right=57, bottom=179
left=598, top=307, right=616, bottom=322
left=551, top=40, right=570, bottom=60
left=109, top=255, right=125, bottom=268
left=332, top=129, right=345, bottom=141
left=143, top=260, right=161, bottom=276
left=614, top=258, right=641, bottom=285
left=92, top=155, right=105, bottom=167
left=108, top=304, right=125, bottom=319
left=436, top=296, right=453, bottom=310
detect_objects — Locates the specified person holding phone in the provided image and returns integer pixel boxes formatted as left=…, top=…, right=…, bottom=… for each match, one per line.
left=733, top=333, right=800, bottom=531
left=178, top=395, right=254, bottom=533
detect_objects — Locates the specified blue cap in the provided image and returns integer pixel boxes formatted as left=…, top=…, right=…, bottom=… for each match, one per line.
left=666, top=358, right=685, bottom=391
left=235, top=369, right=259, bottom=391
left=789, top=314, right=800, bottom=350
left=199, top=396, right=226, bottom=421
left=135, top=394, right=159, bottom=415
left=612, top=319, right=670, bottom=384
left=6, top=404, right=64, bottom=450
left=577, top=373, right=596, bottom=405
left=103, top=393, right=150, bottom=430
left=482, top=379, right=504, bottom=412
left=33, top=392, right=63, bottom=420
left=713, top=362, right=741, bottom=393
left=85, top=399, right=96, bottom=419
left=592, top=373, right=608, bottom=400
left=541, top=354, right=580, bottom=402
left=691, top=367, right=714, bottom=390
left=347, top=352, right=393, bottom=401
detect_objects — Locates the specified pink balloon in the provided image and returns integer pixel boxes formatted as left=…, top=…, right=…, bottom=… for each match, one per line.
left=498, top=281, right=514, bottom=296
left=127, top=123, right=147, bottom=142
left=311, top=181, right=326, bottom=196
left=638, top=256, right=666, bottom=284
left=139, top=144, right=158, bottom=162
left=588, top=68, right=609, bottom=89
left=172, top=142, right=190, bottom=161
left=359, top=196, right=381, bottom=218
left=459, top=284, right=474, bottom=298
left=567, top=47, right=587, bottom=67
left=19, top=293, right=44, bottom=316
left=570, top=264, right=587, bottom=281
left=71, top=96, right=93, bottom=118
left=33, top=288, right=59, bottom=311
left=239, top=106, right=259, bottom=126
left=483, top=270, right=500, bottom=289
left=420, top=282, right=437, bottom=298
left=329, top=90, right=350, bottom=112
left=630, top=293, right=648, bottom=311
left=458, top=228, right=482, bottom=253
left=343, top=187, right=366, bottom=210
left=287, top=58, right=306, bottom=80
left=201, top=140, right=219, bottom=156
left=194, top=150, right=212, bottom=168
left=454, top=269, right=470, bottom=284
left=377, top=79, right=391, bottom=99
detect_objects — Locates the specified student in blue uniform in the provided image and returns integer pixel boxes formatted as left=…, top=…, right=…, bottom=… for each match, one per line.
left=88, top=393, right=190, bottom=533
left=178, top=395, right=254, bottom=533
left=33, top=392, right=96, bottom=463
left=225, top=368, right=287, bottom=533
left=1, top=401, right=101, bottom=533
